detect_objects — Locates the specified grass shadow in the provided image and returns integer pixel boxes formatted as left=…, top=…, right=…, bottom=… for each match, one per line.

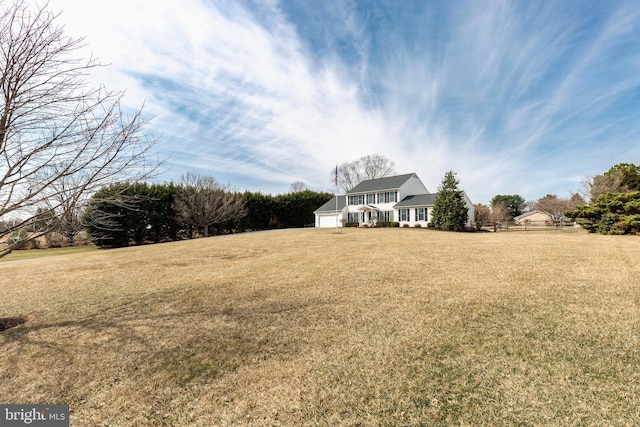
left=0, top=316, right=29, bottom=332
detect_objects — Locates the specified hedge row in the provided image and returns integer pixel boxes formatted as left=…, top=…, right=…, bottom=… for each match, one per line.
left=85, top=183, right=333, bottom=247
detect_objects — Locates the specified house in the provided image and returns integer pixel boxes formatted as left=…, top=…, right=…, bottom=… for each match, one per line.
left=314, top=173, right=474, bottom=228
left=514, top=210, right=552, bottom=226
left=514, top=210, right=571, bottom=226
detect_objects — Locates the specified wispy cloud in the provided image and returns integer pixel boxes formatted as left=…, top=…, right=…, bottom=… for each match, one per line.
left=42, top=0, right=640, bottom=201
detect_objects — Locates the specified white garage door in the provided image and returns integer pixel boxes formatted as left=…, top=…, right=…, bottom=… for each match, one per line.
left=318, top=214, right=340, bottom=228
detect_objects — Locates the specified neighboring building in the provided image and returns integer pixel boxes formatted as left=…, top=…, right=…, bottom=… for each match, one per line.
left=314, top=173, right=474, bottom=228
left=514, top=210, right=566, bottom=226
left=314, top=195, right=347, bottom=228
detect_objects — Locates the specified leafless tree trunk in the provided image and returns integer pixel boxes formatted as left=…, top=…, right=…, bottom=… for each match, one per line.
left=334, top=154, right=395, bottom=193
left=174, top=173, right=247, bottom=238
left=0, top=1, right=158, bottom=257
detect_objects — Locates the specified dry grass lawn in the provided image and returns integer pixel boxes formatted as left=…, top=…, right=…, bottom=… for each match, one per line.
left=1, top=245, right=97, bottom=262
left=1, top=228, right=639, bottom=426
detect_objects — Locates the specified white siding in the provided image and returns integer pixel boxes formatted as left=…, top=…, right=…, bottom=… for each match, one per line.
left=398, top=176, right=429, bottom=201
left=463, top=192, right=474, bottom=227
left=397, top=207, right=431, bottom=227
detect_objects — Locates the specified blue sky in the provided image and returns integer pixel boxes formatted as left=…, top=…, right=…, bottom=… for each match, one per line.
left=39, top=0, right=640, bottom=203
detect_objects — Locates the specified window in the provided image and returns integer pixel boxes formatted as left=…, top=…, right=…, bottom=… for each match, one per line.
left=379, top=211, right=392, bottom=222
left=348, top=194, right=364, bottom=205
left=416, top=208, right=426, bottom=221
left=399, top=209, right=409, bottom=222
left=377, top=192, right=397, bottom=204
left=348, top=212, right=361, bottom=223
left=367, top=193, right=375, bottom=204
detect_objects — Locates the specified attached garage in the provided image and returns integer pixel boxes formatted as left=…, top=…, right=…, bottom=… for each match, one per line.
left=316, top=213, right=341, bottom=228
left=314, top=195, right=346, bottom=228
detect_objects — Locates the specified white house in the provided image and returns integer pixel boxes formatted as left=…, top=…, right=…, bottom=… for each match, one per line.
left=314, top=173, right=474, bottom=228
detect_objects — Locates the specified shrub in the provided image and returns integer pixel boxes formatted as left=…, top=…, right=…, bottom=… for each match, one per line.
left=344, top=222, right=359, bottom=227
left=6, top=229, right=38, bottom=250
left=45, top=232, right=64, bottom=248
left=414, top=224, right=422, bottom=228
left=379, top=222, right=399, bottom=227
left=402, top=224, right=410, bottom=228
left=566, top=191, right=640, bottom=235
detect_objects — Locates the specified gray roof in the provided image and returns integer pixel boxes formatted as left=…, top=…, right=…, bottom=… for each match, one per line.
left=393, top=193, right=437, bottom=207
left=348, top=173, right=417, bottom=194
left=314, top=195, right=346, bottom=213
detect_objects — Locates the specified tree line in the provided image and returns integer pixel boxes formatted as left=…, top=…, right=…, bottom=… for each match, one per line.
left=83, top=175, right=332, bottom=248
left=472, top=163, right=640, bottom=235
left=473, top=193, right=586, bottom=230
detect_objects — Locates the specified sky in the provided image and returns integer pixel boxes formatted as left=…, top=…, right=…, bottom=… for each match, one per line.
left=32, top=0, right=640, bottom=203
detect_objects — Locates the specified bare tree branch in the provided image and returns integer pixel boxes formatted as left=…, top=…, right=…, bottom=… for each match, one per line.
left=334, top=153, right=395, bottom=193
left=0, top=1, right=159, bottom=256
left=290, top=181, right=307, bottom=193
left=174, top=173, right=247, bottom=238
left=534, top=194, right=582, bottom=224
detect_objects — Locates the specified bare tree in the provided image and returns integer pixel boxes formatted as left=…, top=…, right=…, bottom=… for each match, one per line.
left=333, top=154, right=395, bottom=193
left=174, top=173, right=247, bottom=238
left=581, top=173, right=625, bottom=204
left=490, top=203, right=508, bottom=231
left=0, top=1, right=158, bottom=257
left=44, top=174, right=87, bottom=243
left=534, top=194, right=581, bottom=226
left=290, top=181, right=307, bottom=193
left=524, top=200, right=537, bottom=213
left=473, top=203, right=491, bottom=230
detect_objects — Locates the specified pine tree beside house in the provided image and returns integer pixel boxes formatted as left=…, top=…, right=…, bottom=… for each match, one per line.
left=431, top=171, right=469, bottom=231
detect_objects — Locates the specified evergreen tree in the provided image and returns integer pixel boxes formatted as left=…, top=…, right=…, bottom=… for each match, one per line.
left=84, top=182, right=179, bottom=247
left=240, top=190, right=333, bottom=230
left=490, top=194, right=526, bottom=220
left=431, top=171, right=468, bottom=231
left=565, top=191, right=640, bottom=235
left=605, top=163, right=640, bottom=192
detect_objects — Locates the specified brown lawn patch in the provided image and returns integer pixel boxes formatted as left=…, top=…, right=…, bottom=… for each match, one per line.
left=1, top=228, right=640, bottom=425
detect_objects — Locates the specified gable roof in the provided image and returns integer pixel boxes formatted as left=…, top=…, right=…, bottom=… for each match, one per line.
left=348, top=173, right=417, bottom=194
left=313, top=195, right=346, bottom=213
left=394, top=194, right=437, bottom=208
